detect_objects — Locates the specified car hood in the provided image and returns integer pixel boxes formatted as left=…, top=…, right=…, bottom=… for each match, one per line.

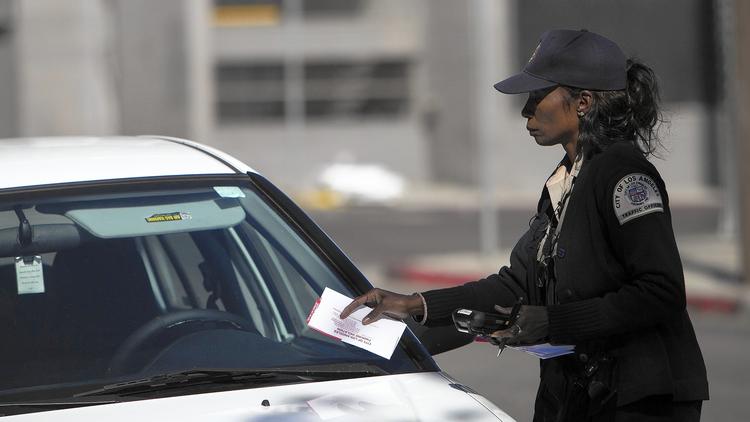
left=3, top=372, right=515, bottom=421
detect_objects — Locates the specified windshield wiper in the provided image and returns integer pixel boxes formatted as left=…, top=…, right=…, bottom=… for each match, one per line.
left=0, top=397, right=121, bottom=417
left=75, top=364, right=387, bottom=398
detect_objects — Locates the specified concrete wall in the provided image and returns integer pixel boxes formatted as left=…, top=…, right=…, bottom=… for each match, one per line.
left=424, top=0, right=562, bottom=191
left=422, top=0, right=718, bottom=194
left=14, top=0, right=119, bottom=136
left=0, top=0, right=718, bottom=199
left=112, top=0, right=209, bottom=140
left=214, top=121, right=428, bottom=188
left=212, top=0, right=430, bottom=189
left=422, top=1, right=476, bottom=185
left=515, top=0, right=718, bottom=194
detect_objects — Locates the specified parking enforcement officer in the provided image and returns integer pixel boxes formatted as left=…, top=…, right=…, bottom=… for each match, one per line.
left=341, top=29, right=708, bottom=421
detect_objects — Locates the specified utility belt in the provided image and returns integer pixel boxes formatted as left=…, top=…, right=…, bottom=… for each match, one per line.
left=556, top=342, right=618, bottom=421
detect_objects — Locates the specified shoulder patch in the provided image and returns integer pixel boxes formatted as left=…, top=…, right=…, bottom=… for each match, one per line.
left=612, top=173, right=664, bottom=225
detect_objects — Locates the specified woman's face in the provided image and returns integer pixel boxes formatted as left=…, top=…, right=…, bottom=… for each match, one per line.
left=522, top=86, right=580, bottom=148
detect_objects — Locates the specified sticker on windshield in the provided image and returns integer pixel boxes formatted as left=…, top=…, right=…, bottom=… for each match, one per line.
left=15, top=256, right=45, bottom=295
left=213, top=186, right=245, bottom=198
left=145, top=212, right=192, bottom=223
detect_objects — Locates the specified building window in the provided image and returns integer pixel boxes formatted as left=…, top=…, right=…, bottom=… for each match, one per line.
left=216, top=62, right=285, bottom=121
left=215, top=59, right=411, bottom=123
left=213, top=0, right=365, bottom=27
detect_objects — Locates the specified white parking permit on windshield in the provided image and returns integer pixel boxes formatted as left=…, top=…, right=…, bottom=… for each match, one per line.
left=214, top=186, right=245, bottom=198
left=15, top=256, right=45, bottom=295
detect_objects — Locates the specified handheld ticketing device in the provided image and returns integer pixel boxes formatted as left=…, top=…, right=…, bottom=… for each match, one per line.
left=451, top=308, right=512, bottom=338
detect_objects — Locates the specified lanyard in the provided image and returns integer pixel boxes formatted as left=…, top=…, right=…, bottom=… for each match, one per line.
left=535, top=160, right=580, bottom=305
left=536, top=155, right=583, bottom=263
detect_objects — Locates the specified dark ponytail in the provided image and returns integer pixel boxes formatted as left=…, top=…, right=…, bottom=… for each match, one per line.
left=564, top=58, right=664, bottom=157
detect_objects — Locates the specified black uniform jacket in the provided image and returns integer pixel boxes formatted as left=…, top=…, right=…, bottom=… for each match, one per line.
left=421, top=142, right=709, bottom=406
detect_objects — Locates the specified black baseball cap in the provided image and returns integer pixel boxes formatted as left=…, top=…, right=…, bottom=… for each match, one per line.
left=494, top=29, right=627, bottom=94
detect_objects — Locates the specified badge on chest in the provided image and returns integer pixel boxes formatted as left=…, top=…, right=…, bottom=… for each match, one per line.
left=613, top=173, right=664, bottom=225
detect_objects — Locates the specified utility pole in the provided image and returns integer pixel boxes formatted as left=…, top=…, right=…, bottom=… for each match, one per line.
left=715, top=0, right=739, bottom=240
left=472, top=0, right=516, bottom=259
left=733, top=0, right=750, bottom=284
left=184, top=0, right=212, bottom=143
left=472, top=0, right=499, bottom=259
left=283, top=0, right=305, bottom=143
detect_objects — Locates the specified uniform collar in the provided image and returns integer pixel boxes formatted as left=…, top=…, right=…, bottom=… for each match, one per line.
left=545, top=154, right=584, bottom=209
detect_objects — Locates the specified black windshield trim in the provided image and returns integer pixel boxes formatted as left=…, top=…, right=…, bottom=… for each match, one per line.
left=0, top=398, right=121, bottom=408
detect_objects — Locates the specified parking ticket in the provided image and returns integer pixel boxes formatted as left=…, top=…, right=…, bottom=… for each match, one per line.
left=307, top=288, right=406, bottom=359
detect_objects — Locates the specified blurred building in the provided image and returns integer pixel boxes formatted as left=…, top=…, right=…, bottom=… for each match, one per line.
left=0, top=0, right=731, bottom=215
left=210, top=0, right=430, bottom=188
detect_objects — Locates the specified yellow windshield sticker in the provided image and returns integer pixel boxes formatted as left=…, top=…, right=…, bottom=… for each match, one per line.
left=145, top=212, right=192, bottom=223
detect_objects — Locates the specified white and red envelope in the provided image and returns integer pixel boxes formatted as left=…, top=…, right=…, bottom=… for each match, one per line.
left=307, top=287, right=407, bottom=359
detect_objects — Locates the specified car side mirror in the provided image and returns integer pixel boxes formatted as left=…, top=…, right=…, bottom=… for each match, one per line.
left=407, top=321, right=475, bottom=356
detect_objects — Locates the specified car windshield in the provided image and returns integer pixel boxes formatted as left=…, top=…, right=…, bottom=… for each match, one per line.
left=0, top=180, right=421, bottom=402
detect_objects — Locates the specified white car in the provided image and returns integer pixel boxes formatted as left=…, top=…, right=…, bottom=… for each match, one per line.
left=0, top=136, right=515, bottom=421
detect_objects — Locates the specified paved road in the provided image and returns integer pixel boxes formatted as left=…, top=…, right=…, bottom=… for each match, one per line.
left=312, top=207, right=529, bottom=267
left=434, top=309, right=750, bottom=422
left=310, top=207, right=749, bottom=421
left=309, top=205, right=719, bottom=268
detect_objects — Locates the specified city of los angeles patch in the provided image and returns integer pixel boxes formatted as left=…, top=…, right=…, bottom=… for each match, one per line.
left=613, top=173, right=664, bottom=225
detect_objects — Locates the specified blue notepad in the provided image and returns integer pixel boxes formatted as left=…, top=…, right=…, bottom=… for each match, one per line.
left=509, top=343, right=575, bottom=359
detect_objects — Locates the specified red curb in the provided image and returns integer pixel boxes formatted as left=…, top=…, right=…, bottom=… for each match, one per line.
left=391, top=265, right=741, bottom=314
left=686, top=296, right=739, bottom=313
left=390, top=266, right=485, bottom=285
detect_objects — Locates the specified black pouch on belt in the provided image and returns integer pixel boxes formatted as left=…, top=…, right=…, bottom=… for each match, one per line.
left=560, top=350, right=618, bottom=422
left=585, top=353, right=618, bottom=420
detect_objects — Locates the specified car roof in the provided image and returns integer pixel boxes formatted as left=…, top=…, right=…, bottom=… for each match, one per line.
left=0, top=136, right=256, bottom=190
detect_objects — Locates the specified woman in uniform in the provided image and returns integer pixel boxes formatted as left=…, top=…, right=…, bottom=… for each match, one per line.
left=340, top=29, right=708, bottom=421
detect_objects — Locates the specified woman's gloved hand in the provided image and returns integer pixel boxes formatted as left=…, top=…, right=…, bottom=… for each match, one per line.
left=339, top=288, right=424, bottom=324
left=491, top=304, right=549, bottom=345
